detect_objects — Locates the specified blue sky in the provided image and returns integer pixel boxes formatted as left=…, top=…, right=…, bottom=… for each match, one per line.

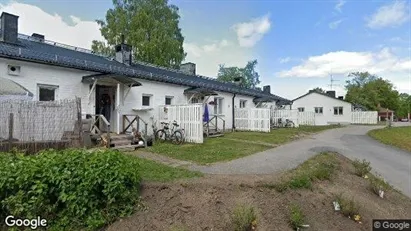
left=0, top=0, right=410, bottom=99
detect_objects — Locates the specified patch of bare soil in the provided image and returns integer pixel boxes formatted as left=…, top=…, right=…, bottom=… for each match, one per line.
left=106, top=155, right=411, bottom=231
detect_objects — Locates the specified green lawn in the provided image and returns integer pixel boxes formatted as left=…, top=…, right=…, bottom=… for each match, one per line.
left=147, top=138, right=271, bottom=164
left=134, top=156, right=202, bottom=181
left=224, top=125, right=341, bottom=144
left=368, top=126, right=411, bottom=152
left=147, top=125, right=341, bottom=165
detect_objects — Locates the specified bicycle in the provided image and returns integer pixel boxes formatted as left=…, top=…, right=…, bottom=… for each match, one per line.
left=155, top=120, right=185, bottom=145
left=272, top=118, right=295, bottom=128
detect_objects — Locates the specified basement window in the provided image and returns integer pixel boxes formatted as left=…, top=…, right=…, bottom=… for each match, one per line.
left=334, top=106, right=343, bottom=115
left=38, top=84, right=58, bottom=101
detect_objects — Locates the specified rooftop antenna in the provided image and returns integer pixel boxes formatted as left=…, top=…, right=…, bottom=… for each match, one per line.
left=327, top=72, right=340, bottom=90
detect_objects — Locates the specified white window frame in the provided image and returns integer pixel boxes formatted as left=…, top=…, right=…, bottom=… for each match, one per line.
left=333, top=106, right=343, bottom=115
left=298, top=107, right=305, bottom=112
left=37, top=84, right=59, bottom=101
left=239, top=100, right=247, bottom=108
left=165, top=96, right=173, bottom=105
left=314, top=107, right=323, bottom=114
left=214, top=97, right=224, bottom=115
left=142, top=94, right=152, bottom=107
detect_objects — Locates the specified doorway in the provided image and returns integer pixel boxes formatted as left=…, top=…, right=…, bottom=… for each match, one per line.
left=95, top=85, right=116, bottom=132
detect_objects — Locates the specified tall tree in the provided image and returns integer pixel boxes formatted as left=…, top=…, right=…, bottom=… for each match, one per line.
left=217, top=60, right=261, bottom=88
left=92, top=0, right=186, bottom=69
left=397, top=93, right=411, bottom=118
left=345, top=72, right=400, bottom=111
left=310, top=87, right=326, bottom=93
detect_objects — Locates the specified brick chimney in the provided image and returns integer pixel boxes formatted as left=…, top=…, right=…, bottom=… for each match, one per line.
left=180, top=62, right=196, bottom=75
left=326, top=90, right=336, bottom=98
left=0, top=12, right=19, bottom=44
left=263, top=85, right=271, bottom=94
left=115, top=34, right=132, bottom=65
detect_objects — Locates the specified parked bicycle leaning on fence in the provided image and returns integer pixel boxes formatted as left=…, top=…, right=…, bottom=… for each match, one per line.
left=155, top=120, right=185, bottom=145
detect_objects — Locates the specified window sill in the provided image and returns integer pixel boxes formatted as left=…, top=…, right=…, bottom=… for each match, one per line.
left=133, top=107, right=153, bottom=111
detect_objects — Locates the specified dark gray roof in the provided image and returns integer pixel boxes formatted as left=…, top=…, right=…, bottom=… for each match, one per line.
left=0, top=34, right=291, bottom=104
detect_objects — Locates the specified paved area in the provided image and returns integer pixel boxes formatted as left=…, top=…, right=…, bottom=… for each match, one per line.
left=189, top=124, right=411, bottom=197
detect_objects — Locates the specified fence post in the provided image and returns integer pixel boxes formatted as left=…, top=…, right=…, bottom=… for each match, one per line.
left=8, top=113, right=14, bottom=147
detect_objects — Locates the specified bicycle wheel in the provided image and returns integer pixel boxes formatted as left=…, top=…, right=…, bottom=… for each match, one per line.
left=155, top=129, right=167, bottom=142
left=286, top=121, right=295, bottom=128
left=171, top=130, right=184, bottom=145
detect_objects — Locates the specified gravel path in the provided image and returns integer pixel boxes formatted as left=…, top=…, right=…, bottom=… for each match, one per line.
left=188, top=124, right=411, bottom=197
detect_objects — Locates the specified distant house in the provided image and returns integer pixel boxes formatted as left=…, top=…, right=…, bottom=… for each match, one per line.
left=0, top=12, right=291, bottom=135
left=292, top=90, right=353, bottom=125
left=377, top=106, right=394, bottom=121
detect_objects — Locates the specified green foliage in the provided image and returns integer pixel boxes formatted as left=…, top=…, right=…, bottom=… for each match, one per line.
left=335, top=194, right=360, bottom=218
left=345, top=72, right=400, bottom=111
left=230, top=204, right=258, bottom=231
left=289, top=203, right=305, bottom=230
left=310, top=87, right=326, bottom=93
left=352, top=159, right=372, bottom=177
left=92, top=0, right=186, bottom=69
left=217, top=60, right=261, bottom=88
left=0, top=149, right=142, bottom=230
left=369, top=174, right=392, bottom=196
left=397, top=93, right=411, bottom=118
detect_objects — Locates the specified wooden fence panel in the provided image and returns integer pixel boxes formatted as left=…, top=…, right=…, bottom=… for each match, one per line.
left=234, top=108, right=270, bottom=132
left=158, top=104, right=203, bottom=143
left=351, top=111, right=378, bottom=124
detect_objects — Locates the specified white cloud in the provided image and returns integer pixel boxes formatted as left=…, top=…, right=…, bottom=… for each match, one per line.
left=276, top=47, right=411, bottom=93
left=335, top=0, right=346, bottom=13
left=183, top=40, right=252, bottom=77
left=329, top=19, right=344, bottom=29
left=366, top=1, right=410, bottom=29
left=0, top=2, right=104, bottom=49
left=279, top=57, right=291, bottom=64
left=232, top=14, right=271, bottom=48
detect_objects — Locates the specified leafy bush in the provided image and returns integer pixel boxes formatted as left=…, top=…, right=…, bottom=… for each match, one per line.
left=289, top=203, right=305, bottom=230
left=369, top=174, right=391, bottom=196
left=352, top=159, right=372, bottom=177
left=231, top=204, right=257, bottom=231
left=335, top=194, right=360, bottom=218
left=0, top=149, right=142, bottom=230
left=288, top=175, right=312, bottom=189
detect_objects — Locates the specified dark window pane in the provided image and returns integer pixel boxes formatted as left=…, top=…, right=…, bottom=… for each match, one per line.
left=142, top=96, right=150, bottom=106
left=39, top=88, right=55, bottom=101
left=165, top=97, right=172, bottom=105
left=339, top=107, right=343, bottom=115
left=334, top=107, right=338, bottom=115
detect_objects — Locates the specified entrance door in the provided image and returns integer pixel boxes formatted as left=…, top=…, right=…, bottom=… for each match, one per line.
left=95, top=85, right=116, bottom=132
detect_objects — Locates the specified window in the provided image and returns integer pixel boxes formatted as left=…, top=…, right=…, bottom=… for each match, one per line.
left=142, top=94, right=151, bottom=106
left=38, top=84, right=58, bottom=101
left=240, top=100, right=247, bottom=108
left=165, top=96, right=173, bottom=105
left=298, top=107, right=305, bottom=112
left=314, top=107, right=323, bottom=114
left=214, top=97, right=224, bottom=115
left=190, top=97, right=199, bottom=104
left=334, top=106, right=343, bottom=115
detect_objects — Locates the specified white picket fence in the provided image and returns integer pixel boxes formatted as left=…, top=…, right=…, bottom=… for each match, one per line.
left=298, top=112, right=316, bottom=125
left=351, top=111, right=378, bottom=124
left=271, top=109, right=300, bottom=127
left=234, top=108, right=271, bottom=132
left=158, top=103, right=203, bottom=143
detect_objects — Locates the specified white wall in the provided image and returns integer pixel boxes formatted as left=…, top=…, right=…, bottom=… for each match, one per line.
left=0, top=57, right=263, bottom=135
left=292, top=92, right=352, bottom=125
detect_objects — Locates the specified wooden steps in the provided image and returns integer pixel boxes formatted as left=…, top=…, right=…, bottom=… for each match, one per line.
left=204, top=129, right=224, bottom=138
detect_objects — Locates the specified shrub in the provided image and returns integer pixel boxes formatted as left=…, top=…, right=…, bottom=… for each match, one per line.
left=352, top=159, right=372, bottom=177
left=288, top=175, right=312, bottom=189
left=369, top=175, right=391, bottom=196
left=231, top=204, right=257, bottom=231
left=289, top=203, right=305, bottom=230
left=335, top=194, right=360, bottom=218
left=0, top=149, right=142, bottom=230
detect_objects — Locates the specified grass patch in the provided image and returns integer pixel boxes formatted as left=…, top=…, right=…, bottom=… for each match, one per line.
left=335, top=194, right=360, bottom=219
left=225, top=125, right=341, bottom=144
left=369, top=174, right=392, bottom=196
left=134, top=157, right=202, bottom=182
left=230, top=204, right=258, bottom=231
left=352, top=159, right=372, bottom=177
left=263, top=152, right=340, bottom=192
left=147, top=138, right=270, bottom=164
left=289, top=203, right=305, bottom=230
left=368, top=126, right=411, bottom=152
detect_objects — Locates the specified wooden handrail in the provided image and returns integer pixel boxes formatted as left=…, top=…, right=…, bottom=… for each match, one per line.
left=83, top=114, right=111, bottom=148
left=122, top=114, right=148, bottom=137
left=203, top=115, right=226, bottom=135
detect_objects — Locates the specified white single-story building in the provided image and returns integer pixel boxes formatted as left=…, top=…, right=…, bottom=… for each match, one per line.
left=292, top=90, right=353, bottom=125
left=0, top=12, right=291, bottom=135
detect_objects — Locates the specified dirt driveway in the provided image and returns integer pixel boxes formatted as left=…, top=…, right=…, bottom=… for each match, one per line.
left=189, top=125, right=411, bottom=197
